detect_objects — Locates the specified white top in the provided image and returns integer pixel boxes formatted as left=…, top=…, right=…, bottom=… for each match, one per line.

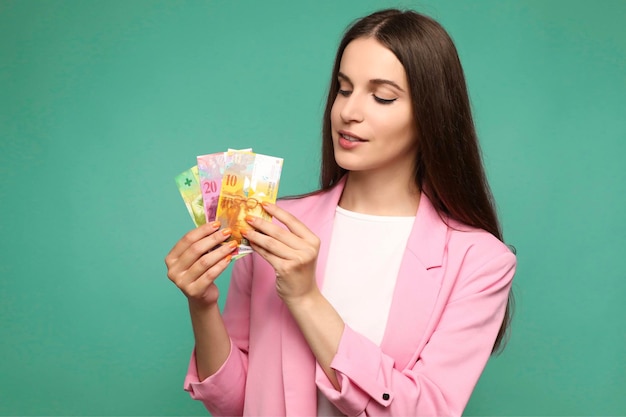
left=317, top=206, right=415, bottom=416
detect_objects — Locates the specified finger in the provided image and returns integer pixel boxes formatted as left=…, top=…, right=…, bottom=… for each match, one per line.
left=261, top=202, right=318, bottom=241
left=244, top=215, right=304, bottom=251
left=184, top=244, right=237, bottom=294
left=243, top=228, right=292, bottom=260
left=169, top=227, right=233, bottom=275
left=181, top=240, right=238, bottom=287
left=248, top=241, right=282, bottom=272
left=166, top=221, right=221, bottom=263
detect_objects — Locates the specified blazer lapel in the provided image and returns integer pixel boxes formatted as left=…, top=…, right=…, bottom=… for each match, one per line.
left=314, top=179, right=347, bottom=289
left=380, top=194, right=449, bottom=369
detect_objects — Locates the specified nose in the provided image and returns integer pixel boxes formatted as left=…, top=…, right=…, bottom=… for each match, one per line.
left=338, top=93, right=364, bottom=123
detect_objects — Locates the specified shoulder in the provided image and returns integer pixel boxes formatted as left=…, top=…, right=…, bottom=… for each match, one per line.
left=443, top=219, right=516, bottom=287
left=410, top=194, right=515, bottom=274
left=447, top=219, right=513, bottom=258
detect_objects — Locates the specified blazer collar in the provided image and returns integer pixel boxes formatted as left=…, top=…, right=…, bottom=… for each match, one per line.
left=316, top=176, right=448, bottom=270
left=405, top=192, right=448, bottom=269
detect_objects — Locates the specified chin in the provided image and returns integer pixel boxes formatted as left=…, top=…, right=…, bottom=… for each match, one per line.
left=335, top=159, right=368, bottom=173
left=333, top=151, right=358, bottom=172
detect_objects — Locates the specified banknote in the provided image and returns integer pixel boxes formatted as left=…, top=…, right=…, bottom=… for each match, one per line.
left=197, top=149, right=253, bottom=223
left=197, top=152, right=225, bottom=224
left=174, top=165, right=206, bottom=227
left=216, top=150, right=283, bottom=257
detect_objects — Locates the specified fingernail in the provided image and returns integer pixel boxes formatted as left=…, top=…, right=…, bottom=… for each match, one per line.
left=221, top=228, right=232, bottom=236
left=241, top=228, right=249, bottom=237
left=224, top=254, right=232, bottom=263
left=211, top=221, right=220, bottom=228
left=228, top=240, right=238, bottom=249
left=245, top=215, right=254, bottom=224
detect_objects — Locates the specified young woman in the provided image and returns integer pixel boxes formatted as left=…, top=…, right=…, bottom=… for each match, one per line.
left=165, top=8, right=516, bottom=416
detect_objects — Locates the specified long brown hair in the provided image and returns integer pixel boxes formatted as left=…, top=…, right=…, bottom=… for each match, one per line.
left=320, top=9, right=514, bottom=353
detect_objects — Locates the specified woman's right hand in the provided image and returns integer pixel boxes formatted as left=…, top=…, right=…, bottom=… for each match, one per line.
left=165, top=221, right=238, bottom=308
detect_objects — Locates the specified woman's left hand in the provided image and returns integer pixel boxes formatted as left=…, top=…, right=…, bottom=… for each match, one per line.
left=242, top=202, right=320, bottom=304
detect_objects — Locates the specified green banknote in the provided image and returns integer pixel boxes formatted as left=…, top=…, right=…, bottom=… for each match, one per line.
left=175, top=165, right=206, bottom=227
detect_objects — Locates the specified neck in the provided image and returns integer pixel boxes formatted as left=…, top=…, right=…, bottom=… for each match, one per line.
left=339, top=171, right=420, bottom=216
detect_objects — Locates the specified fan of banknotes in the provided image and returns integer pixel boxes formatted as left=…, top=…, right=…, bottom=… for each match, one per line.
left=175, top=149, right=283, bottom=258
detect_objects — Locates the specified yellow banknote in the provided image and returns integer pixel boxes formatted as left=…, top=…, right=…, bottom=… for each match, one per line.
left=216, top=150, right=283, bottom=258
left=197, top=149, right=253, bottom=223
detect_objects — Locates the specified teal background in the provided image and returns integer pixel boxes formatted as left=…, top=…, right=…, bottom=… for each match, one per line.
left=1, top=0, right=625, bottom=415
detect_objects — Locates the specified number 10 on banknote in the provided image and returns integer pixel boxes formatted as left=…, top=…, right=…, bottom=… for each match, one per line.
left=216, top=151, right=283, bottom=257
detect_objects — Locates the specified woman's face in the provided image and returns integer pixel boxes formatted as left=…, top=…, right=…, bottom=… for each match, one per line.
left=330, top=37, right=417, bottom=180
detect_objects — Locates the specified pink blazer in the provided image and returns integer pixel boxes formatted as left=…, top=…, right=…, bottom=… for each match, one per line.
left=184, top=178, right=516, bottom=416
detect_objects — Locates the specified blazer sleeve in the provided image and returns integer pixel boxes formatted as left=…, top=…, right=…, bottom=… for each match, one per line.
left=316, top=250, right=516, bottom=416
left=183, top=253, right=254, bottom=417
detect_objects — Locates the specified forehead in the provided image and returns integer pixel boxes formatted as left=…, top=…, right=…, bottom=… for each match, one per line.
left=339, top=37, right=408, bottom=87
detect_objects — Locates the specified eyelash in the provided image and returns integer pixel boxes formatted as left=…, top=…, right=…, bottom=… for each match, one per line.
left=337, top=89, right=397, bottom=105
left=374, top=96, right=396, bottom=104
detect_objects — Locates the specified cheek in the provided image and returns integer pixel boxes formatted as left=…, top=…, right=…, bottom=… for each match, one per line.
left=389, top=111, right=416, bottom=142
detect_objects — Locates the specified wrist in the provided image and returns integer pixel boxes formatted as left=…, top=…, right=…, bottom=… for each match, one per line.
left=188, top=298, right=220, bottom=315
left=282, top=288, right=322, bottom=312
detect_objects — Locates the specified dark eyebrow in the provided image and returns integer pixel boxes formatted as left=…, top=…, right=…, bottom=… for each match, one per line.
left=337, top=72, right=352, bottom=85
left=370, top=78, right=405, bottom=93
left=337, top=71, right=405, bottom=93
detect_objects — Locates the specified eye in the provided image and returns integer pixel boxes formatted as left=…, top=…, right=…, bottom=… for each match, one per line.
left=338, top=89, right=351, bottom=97
left=373, top=95, right=397, bottom=104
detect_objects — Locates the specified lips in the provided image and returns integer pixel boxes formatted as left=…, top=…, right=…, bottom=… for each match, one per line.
left=338, top=131, right=367, bottom=142
left=337, top=130, right=367, bottom=150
